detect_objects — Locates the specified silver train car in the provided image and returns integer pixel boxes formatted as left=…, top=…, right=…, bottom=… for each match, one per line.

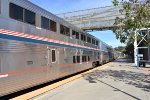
left=0, top=0, right=118, bottom=96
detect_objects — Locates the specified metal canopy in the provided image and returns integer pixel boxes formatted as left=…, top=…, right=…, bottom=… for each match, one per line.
left=57, top=5, right=124, bottom=31
left=57, top=5, right=150, bottom=68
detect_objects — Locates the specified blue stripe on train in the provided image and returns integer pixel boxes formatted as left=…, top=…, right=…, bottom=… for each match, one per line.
left=0, top=33, right=99, bottom=51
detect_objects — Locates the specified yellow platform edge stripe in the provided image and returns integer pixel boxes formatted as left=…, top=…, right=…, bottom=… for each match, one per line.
left=11, top=63, right=111, bottom=100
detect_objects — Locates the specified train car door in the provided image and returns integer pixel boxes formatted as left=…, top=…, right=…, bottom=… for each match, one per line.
left=47, top=48, right=57, bottom=67
left=47, top=47, right=58, bottom=78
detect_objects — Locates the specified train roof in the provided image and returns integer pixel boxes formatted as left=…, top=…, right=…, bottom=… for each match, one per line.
left=100, top=40, right=113, bottom=48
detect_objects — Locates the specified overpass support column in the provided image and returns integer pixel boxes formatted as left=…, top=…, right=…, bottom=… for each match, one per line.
left=134, top=31, right=139, bottom=68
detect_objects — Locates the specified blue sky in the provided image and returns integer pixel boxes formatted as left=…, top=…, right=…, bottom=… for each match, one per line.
left=30, top=0, right=125, bottom=47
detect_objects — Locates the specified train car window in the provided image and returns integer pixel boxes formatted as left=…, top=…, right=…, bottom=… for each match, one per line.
left=92, top=39, right=94, bottom=44
left=92, top=39, right=95, bottom=45
left=85, top=56, right=87, bottom=62
left=87, top=37, right=91, bottom=43
left=72, top=30, right=76, bottom=38
left=50, top=20, right=57, bottom=32
left=72, top=30, right=79, bottom=39
left=88, top=56, right=90, bottom=61
left=60, top=24, right=65, bottom=35
left=52, top=50, right=56, bottom=63
left=84, top=35, right=86, bottom=42
left=10, top=3, right=23, bottom=22
left=82, top=56, right=84, bottom=62
left=76, top=32, right=79, bottom=39
left=96, top=41, right=99, bottom=46
left=41, top=16, right=49, bottom=30
left=81, top=34, right=84, bottom=41
left=73, top=56, right=76, bottom=63
left=82, top=56, right=87, bottom=62
left=60, top=24, right=70, bottom=36
left=77, top=56, right=80, bottom=63
left=66, top=27, right=70, bottom=36
left=24, top=9, right=35, bottom=25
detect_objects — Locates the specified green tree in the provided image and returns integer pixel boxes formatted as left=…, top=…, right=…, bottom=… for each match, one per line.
left=112, top=0, right=150, bottom=43
left=122, top=43, right=134, bottom=62
left=114, top=46, right=125, bottom=52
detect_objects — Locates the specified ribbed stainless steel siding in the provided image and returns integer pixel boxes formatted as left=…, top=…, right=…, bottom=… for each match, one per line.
left=0, top=0, right=103, bottom=97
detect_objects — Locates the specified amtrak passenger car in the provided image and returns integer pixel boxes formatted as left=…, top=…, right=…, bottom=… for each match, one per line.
left=0, top=0, right=115, bottom=96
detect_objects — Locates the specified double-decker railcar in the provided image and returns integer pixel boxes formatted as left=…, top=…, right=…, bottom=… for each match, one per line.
left=0, top=0, right=115, bottom=96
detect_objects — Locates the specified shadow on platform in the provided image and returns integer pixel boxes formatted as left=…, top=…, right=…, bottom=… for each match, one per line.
left=84, top=69, right=150, bottom=92
left=114, top=58, right=132, bottom=63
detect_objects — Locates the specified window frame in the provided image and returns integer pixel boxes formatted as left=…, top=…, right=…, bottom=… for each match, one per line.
left=82, top=56, right=87, bottom=62
left=66, top=27, right=70, bottom=36
left=24, top=9, right=36, bottom=25
left=60, top=24, right=70, bottom=36
left=88, top=56, right=90, bottom=61
left=51, top=49, right=56, bottom=63
left=9, top=3, right=24, bottom=22
left=92, top=39, right=96, bottom=45
left=9, top=3, right=36, bottom=26
left=96, top=41, right=99, bottom=46
left=73, top=56, right=76, bottom=63
left=81, top=34, right=86, bottom=41
left=72, top=30, right=76, bottom=38
left=87, top=37, right=91, bottom=43
left=77, top=56, right=80, bottom=63
left=72, top=30, right=80, bottom=39
left=50, top=20, right=57, bottom=32
left=41, top=16, right=50, bottom=30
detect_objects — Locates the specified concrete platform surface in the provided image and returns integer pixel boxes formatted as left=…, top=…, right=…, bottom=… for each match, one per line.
left=31, top=58, right=150, bottom=100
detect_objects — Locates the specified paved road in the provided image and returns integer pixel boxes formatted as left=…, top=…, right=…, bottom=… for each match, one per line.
left=31, top=58, right=150, bottom=100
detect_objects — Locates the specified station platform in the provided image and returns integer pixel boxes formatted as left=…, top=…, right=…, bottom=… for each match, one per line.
left=12, top=58, right=150, bottom=100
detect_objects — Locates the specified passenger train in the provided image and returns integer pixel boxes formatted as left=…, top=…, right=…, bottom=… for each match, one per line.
left=0, top=0, right=119, bottom=96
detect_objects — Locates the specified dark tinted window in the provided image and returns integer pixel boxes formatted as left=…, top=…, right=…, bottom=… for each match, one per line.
left=81, top=34, right=86, bottom=41
left=50, top=20, right=57, bottom=32
left=92, top=39, right=95, bottom=45
left=41, top=16, right=49, bottom=30
left=83, top=35, right=86, bottom=41
left=96, top=41, right=99, bottom=46
left=88, top=56, right=90, bottom=61
left=10, top=3, right=23, bottom=22
left=72, top=30, right=76, bottom=38
left=82, top=56, right=87, bottom=62
left=73, top=56, right=76, bottom=63
left=81, top=34, right=84, bottom=41
left=10, top=3, right=36, bottom=26
left=60, top=24, right=70, bottom=36
left=76, top=32, right=79, bottom=39
left=87, top=37, right=91, bottom=43
left=66, top=27, right=70, bottom=36
left=52, top=50, right=56, bottom=62
left=24, top=9, right=35, bottom=25
left=72, top=30, right=79, bottom=39
left=60, top=24, right=65, bottom=35
left=77, top=56, right=80, bottom=63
